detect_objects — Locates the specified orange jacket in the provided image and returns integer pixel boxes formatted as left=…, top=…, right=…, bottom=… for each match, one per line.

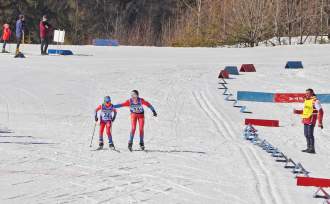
left=2, top=25, right=11, bottom=41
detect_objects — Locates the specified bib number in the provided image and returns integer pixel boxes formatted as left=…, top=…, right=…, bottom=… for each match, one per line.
left=130, top=105, right=143, bottom=113
left=101, top=111, right=112, bottom=121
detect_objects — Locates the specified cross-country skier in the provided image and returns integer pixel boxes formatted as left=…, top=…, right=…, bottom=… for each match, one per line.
left=294, top=88, right=324, bottom=154
left=114, top=90, right=157, bottom=151
left=2, top=23, right=11, bottom=53
left=94, top=96, right=117, bottom=150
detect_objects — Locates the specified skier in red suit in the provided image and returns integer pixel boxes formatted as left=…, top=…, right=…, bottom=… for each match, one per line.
left=95, top=96, right=117, bottom=150
left=114, top=90, right=157, bottom=151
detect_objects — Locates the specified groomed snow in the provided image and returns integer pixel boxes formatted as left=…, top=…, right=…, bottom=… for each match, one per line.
left=0, top=44, right=329, bottom=204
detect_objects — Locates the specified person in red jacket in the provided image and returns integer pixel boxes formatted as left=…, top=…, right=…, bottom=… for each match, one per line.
left=114, top=90, right=157, bottom=151
left=2, top=23, right=11, bottom=53
left=94, top=96, right=117, bottom=150
left=39, top=15, right=52, bottom=55
left=294, top=88, right=324, bottom=154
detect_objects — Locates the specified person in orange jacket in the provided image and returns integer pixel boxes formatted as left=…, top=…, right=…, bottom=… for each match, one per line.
left=294, top=88, right=324, bottom=154
left=2, top=23, right=11, bottom=53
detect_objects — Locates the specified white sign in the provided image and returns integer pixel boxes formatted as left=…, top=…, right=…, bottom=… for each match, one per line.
left=53, top=30, right=65, bottom=43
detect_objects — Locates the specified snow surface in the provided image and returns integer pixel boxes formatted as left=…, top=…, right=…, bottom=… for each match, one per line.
left=0, top=44, right=329, bottom=204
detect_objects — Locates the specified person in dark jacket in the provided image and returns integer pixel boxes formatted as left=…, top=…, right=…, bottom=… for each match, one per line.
left=39, top=15, right=52, bottom=55
left=15, top=14, right=25, bottom=55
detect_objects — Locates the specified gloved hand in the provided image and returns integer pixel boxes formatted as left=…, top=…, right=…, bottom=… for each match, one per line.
left=95, top=115, right=98, bottom=122
left=153, top=111, right=157, bottom=117
left=319, top=123, right=324, bottom=129
left=112, top=117, right=116, bottom=122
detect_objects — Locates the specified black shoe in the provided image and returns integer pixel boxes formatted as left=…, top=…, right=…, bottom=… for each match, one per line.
left=139, top=142, right=145, bottom=151
left=96, top=142, right=104, bottom=150
left=14, top=52, right=25, bottom=58
left=109, top=143, right=115, bottom=150
left=128, top=143, right=133, bottom=152
left=302, top=148, right=309, bottom=152
left=307, top=149, right=316, bottom=154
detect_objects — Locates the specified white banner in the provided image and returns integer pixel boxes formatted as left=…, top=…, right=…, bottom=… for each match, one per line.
left=53, top=30, right=65, bottom=43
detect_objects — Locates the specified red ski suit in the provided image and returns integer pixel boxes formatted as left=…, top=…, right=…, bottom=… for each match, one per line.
left=95, top=103, right=117, bottom=143
left=114, top=98, right=155, bottom=143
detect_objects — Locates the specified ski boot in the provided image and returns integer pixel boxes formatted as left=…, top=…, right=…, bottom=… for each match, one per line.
left=2, top=48, right=5, bottom=53
left=307, top=147, right=316, bottom=154
left=139, top=142, right=145, bottom=151
left=128, top=143, right=133, bottom=152
left=301, top=148, right=309, bottom=153
left=109, top=143, right=115, bottom=150
left=96, top=142, right=104, bottom=150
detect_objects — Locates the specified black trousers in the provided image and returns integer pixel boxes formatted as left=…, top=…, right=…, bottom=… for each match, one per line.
left=2, top=41, right=7, bottom=49
left=41, top=38, right=49, bottom=54
left=16, top=37, right=22, bottom=49
left=304, top=124, right=315, bottom=148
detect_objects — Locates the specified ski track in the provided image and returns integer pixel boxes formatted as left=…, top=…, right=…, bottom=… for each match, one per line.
left=192, top=91, right=267, bottom=204
left=205, top=87, right=288, bottom=204
left=206, top=88, right=285, bottom=204
left=193, top=88, right=287, bottom=204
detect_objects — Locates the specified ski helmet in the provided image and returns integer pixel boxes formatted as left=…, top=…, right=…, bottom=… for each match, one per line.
left=104, top=96, right=111, bottom=103
left=131, top=90, right=139, bottom=98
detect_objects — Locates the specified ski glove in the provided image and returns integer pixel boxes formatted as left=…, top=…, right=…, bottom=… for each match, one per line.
left=152, top=111, right=157, bottom=117
left=319, top=123, right=324, bottom=129
left=95, top=115, right=98, bottom=122
left=112, top=112, right=117, bottom=122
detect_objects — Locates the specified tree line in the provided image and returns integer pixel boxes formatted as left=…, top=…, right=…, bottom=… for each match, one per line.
left=0, top=0, right=329, bottom=47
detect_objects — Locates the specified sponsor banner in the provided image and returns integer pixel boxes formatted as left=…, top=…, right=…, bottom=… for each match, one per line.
left=274, top=93, right=305, bottom=103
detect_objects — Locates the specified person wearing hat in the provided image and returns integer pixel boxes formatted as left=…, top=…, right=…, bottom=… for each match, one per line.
left=94, top=96, right=117, bottom=150
left=114, top=90, right=157, bottom=151
left=2, top=23, right=11, bottom=53
left=39, top=15, right=52, bottom=55
left=15, top=14, right=25, bottom=55
left=294, top=88, right=324, bottom=154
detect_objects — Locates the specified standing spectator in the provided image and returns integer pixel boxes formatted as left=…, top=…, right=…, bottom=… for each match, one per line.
left=294, top=88, right=324, bottom=154
left=39, top=15, right=52, bottom=55
left=2, top=23, right=11, bottom=53
left=15, top=14, right=25, bottom=55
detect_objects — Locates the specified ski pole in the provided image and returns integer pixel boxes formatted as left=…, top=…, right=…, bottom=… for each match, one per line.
left=89, top=122, right=97, bottom=147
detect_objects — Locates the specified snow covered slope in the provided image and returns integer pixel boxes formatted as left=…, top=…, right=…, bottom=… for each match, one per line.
left=0, top=44, right=329, bottom=204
